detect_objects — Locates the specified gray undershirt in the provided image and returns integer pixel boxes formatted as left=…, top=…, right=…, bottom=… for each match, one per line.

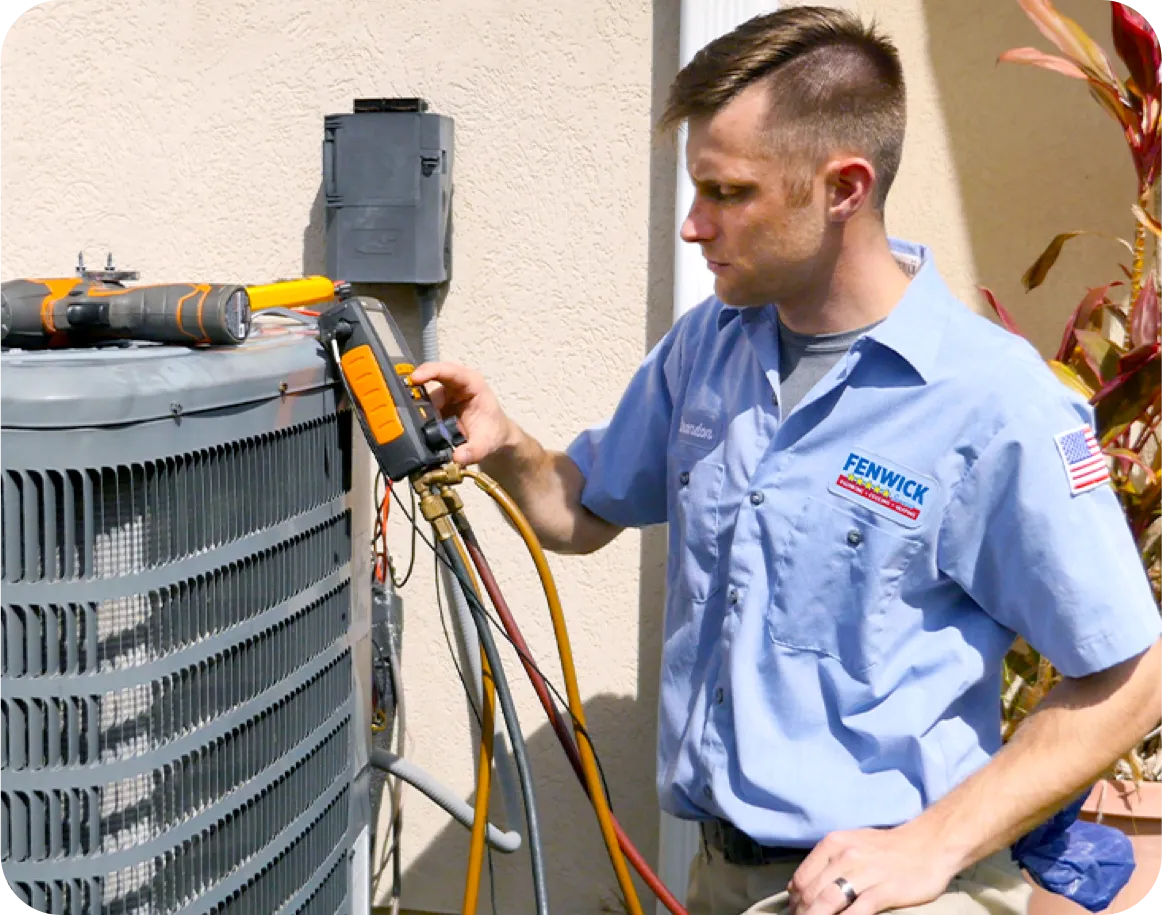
left=776, top=314, right=883, bottom=416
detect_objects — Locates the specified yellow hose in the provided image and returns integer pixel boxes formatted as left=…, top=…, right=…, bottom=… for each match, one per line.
left=453, top=531, right=495, bottom=915
left=462, top=646, right=495, bottom=915
left=463, top=468, right=644, bottom=915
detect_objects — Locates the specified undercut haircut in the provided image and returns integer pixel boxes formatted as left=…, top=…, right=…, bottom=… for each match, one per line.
left=661, top=6, right=907, bottom=212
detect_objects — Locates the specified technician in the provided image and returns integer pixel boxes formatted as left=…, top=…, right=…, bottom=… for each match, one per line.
left=411, top=7, right=1162, bottom=915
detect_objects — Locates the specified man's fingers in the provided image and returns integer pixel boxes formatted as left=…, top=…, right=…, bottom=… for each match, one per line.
left=452, top=444, right=476, bottom=466
left=798, top=871, right=866, bottom=915
left=840, top=886, right=885, bottom=915
left=789, top=835, right=841, bottom=897
left=423, top=380, right=448, bottom=412
left=411, top=360, right=475, bottom=392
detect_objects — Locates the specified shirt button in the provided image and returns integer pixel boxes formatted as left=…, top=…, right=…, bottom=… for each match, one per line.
left=679, top=471, right=690, bottom=485
left=728, top=588, right=739, bottom=604
left=714, top=687, right=724, bottom=704
left=771, top=392, right=779, bottom=406
left=703, top=785, right=713, bottom=800
left=847, top=529, right=863, bottom=546
left=750, top=491, right=764, bottom=506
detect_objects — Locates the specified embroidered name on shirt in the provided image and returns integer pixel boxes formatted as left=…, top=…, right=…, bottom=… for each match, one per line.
left=678, top=420, right=714, bottom=441
left=827, top=451, right=936, bottom=528
left=675, top=407, right=721, bottom=451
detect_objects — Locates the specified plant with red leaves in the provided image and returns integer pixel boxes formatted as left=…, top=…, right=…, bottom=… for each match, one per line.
left=983, top=2, right=1160, bottom=777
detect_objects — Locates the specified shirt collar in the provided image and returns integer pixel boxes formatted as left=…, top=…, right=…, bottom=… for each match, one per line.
left=714, top=238, right=949, bottom=383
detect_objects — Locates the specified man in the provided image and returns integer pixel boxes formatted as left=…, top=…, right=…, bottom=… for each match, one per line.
left=412, top=7, right=1162, bottom=915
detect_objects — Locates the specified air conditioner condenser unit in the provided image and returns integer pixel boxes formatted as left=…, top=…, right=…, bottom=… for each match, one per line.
left=1, top=324, right=372, bottom=915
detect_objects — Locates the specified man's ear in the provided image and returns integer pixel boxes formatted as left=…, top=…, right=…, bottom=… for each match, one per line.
left=824, top=157, right=876, bottom=222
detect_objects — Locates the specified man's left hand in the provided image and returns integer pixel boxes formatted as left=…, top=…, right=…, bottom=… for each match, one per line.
left=786, top=824, right=962, bottom=915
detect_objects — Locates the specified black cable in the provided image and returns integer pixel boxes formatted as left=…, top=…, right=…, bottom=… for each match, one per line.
left=388, top=486, right=617, bottom=809
left=439, top=536, right=550, bottom=914
left=372, top=471, right=386, bottom=542
left=487, top=844, right=500, bottom=915
left=435, top=549, right=484, bottom=730
left=392, top=482, right=419, bottom=588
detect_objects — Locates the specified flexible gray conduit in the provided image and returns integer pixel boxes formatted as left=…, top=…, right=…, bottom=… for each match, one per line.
left=369, top=748, right=522, bottom=854
left=416, top=284, right=524, bottom=833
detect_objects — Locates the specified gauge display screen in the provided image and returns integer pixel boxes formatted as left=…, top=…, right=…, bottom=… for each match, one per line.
left=360, top=301, right=411, bottom=365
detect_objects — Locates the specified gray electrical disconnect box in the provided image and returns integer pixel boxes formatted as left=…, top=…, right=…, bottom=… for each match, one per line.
left=324, top=98, right=454, bottom=284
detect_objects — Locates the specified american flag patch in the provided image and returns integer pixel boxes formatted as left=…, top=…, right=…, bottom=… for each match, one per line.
left=1053, top=425, right=1110, bottom=495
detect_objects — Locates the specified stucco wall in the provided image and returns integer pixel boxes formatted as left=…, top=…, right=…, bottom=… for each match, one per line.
left=0, top=1, right=1137, bottom=914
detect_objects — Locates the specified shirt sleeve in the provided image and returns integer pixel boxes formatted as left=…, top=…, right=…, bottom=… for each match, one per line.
left=564, top=325, right=684, bottom=529
left=937, top=395, right=1160, bottom=678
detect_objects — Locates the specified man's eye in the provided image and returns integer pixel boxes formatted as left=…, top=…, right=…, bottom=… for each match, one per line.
left=711, top=186, right=743, bottom=201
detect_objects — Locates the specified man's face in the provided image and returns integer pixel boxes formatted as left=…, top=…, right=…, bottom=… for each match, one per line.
left=681, top=82, right=829, bottom=308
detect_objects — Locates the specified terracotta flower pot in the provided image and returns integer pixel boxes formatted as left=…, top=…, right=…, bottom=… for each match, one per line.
left=1027, top=779, right=1162, bottom=915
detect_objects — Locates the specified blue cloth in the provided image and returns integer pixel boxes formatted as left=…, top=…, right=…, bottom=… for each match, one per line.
left=1012, top=793, right=1135, bottom=911
left=566, top=239, right=1160, bottom=846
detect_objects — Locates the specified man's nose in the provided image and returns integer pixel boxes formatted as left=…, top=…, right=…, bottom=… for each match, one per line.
left=681, top=201, right=715, bottom=244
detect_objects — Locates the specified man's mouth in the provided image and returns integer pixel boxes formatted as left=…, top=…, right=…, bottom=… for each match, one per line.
left=704, top=256, right=731, bottom=275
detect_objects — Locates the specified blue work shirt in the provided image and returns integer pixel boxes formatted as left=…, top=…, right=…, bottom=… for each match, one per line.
left=566, top=240, right=1160, bottom=845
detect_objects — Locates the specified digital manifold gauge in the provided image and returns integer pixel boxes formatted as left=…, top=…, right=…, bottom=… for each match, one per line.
left=318, top=292, right=465, bottom=482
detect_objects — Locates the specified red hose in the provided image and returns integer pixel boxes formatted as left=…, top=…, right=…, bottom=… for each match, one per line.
left=461, top=532, right=690, bottom=915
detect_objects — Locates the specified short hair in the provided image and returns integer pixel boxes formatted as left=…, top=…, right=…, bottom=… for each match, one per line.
left=660, top=6, right=907, bottom=212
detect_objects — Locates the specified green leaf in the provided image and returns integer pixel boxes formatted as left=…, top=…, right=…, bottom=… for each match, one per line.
left=1087, top=80, right=1139, bottom=133
left=1106, top=446, right=1159, bottom=479
left=1021, top=232, right=1134, bottom=290
left=1048, top=359, right=1095, bottom=398
left=1056, top=284, right=1116, bottom=362
left=1074, top=328, right=1122, bottom=380
left=1022, top=232, right=1084, bottom=289
left=1093, top=351, right=1162, bottom=434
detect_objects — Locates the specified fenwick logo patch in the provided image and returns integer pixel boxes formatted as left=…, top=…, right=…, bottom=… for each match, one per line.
left=827, top=450, right=937, bottom=528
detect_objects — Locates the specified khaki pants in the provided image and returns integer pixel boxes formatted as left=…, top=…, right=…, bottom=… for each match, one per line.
left=685, top=841, right=1032, bottom=915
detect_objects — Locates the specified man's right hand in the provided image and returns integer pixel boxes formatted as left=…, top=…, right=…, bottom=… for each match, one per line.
left=409, top=360, right=622, bottom=554
left=410, top=361, right=515, bottom=467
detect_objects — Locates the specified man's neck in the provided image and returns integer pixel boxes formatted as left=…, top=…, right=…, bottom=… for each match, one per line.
left=776, top=229, right=913, bottom=336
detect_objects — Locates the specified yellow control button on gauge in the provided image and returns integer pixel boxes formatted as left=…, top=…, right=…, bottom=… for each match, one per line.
left=341, top=345, right=405, bottom=445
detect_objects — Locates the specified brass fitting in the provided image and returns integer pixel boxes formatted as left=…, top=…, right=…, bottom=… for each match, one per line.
left=430, top=514, right=457, bottom=542
left=417, top=491, right=449, bottom=524
left=440, top=484, right=465, bottom=515
left=440, top=461, right=465, bottom=484
left=411, top=477, right=447, bottom=522
left=411, top=461, right=465, bottom=493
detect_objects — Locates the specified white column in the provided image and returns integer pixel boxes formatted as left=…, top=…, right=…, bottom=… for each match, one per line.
left=672, top=1, right=782, bottom=321
left=660, top=4, right=781, bottom=912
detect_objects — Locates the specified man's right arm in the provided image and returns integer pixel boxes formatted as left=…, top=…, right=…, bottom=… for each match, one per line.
left=480, top=419, right=622, bottom=554
left=408, top=360, right=623, bottom=555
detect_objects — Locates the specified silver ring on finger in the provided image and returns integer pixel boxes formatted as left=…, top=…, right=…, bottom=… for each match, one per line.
left=834, top=876, right=859, bottom=908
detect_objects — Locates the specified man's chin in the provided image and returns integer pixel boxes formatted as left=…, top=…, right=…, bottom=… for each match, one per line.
left=715, top=280, right=768, bottom=309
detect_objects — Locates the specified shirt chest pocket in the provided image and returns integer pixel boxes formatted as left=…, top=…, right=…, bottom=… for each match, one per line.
left=769, top=496, right=922, bottom=674
left=673, top=458, right=725, bottom=603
